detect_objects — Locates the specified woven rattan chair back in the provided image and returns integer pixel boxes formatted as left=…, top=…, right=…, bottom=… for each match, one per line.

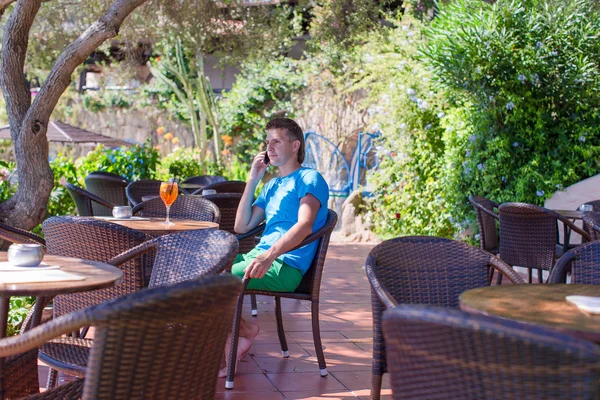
left=192, top=180, right=246, bottom=195
left=0, top=221, right=45, bottom=246
left=366, top=236, right=524, bottom=400
left=549, top=240, right=600, bottom=284
left=133, top=195, right=221, bottom=223
left=498, top=202, right=561, bottom=271
left=583, top=211, right=600, bottom=241
left=147, top=229, right=238, bottom=287
left=202, top=193, right=254, bottom=253
left=42, top=216, right=151, bottom=318
left=66, top=183, right=115, bottom=217
left=181, top=175, right=227, bottom=187
left=10, top=275, right=242, bottom=400
left=383, top=305, right=600, bottom=400
left=125, top=179, right=162, bottom=206
left=469, top=195, right=499, bottom=253
left=85, top=171, right=130, bottom=216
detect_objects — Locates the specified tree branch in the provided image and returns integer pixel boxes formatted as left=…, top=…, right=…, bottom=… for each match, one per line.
left=25, top=0, right=148, bottom=127
left=0, top=0, right=42, bottom=133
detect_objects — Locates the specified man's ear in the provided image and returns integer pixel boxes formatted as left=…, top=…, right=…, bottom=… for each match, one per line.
left=292, top=140, right=301, bottom=153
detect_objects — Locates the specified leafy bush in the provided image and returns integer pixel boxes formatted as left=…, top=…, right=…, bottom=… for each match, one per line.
left=0, top=160, right=16, bottom=203
left=219, top=57, right=308, bottom=163
left=423, top=0, right=600, bottom=222
left=156, top=147, right=225, bottom=181
left=47, top=155, right=79, bottom=218
left=7, top=297, right=35, bottom=336
left=77, top=140, right=160, bottom=181
left=354, top=16, right=456, bottom=238
left=82, top=90, right=134, bottom=113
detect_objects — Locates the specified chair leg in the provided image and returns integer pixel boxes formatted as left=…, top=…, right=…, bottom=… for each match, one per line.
left=537, top=269, right=543, bottom=283
left=528, top=268, right=533, bottom=284
left=311, top=300, right=327, bottom=377
left=495, top=270, right=503, bottom=285
left=274, top=297, right=289, bottom=357
left=226, top=285, right=247, bottom=390
left=250, top=294, right=258, bottom=316
left=47, top=368, right=58, bottom=389
left=371, top=373, right=383, bottom=400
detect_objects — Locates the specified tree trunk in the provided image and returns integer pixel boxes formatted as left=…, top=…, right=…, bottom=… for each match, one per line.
left=0, top=0, right=149, bottom=230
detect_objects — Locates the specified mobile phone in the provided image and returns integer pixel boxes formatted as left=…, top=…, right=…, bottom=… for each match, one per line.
left=263, top=152, right=270, bottom=165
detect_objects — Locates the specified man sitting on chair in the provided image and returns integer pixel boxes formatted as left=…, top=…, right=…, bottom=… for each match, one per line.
left=221, top=117, right=329, bottom=376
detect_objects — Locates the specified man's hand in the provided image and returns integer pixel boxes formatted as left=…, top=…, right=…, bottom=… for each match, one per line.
left=244, top=252, right=275, bottom=279
left=248, top=151, right=269, bottom=182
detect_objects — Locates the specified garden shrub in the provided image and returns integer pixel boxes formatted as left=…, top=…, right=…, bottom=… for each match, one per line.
left=219, top=57, right=308, bottom=164
left=424, top=0, right=600, bottom=222
left=353, top=16, right=456, bottom=238
left=77, top=140, right=160, bottom=181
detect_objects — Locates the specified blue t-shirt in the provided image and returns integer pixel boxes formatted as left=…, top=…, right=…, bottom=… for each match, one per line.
left=253, top=167, right=329, bottom=275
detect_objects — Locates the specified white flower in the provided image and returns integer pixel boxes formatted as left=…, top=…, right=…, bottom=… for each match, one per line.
left=536, top=190, right=545, bottom=197
left=502, top=176, right=507, bottom=182
left=399, top=123, right=407, bottom=130
left=549, top=51, right=558, bottom=56
left=437, top=112, right=445, bottom=118
left=489, top=95, right=495, bottom=102
left=389, top=83, right=396, bottom=89
left=536, top=41, right=544, bottom=48
left=409, top=95, right=418, bottom=102
left=512, top=142, right=519, bottom=147
left=518, top=74, right=527, bottom=83
left=364, top=54, right=374, bottom=63
left=417, top=99, right=428, bottom=110
left=468, top=135, right=477, bottom=142
left=424, top=124, right=432, bottom=130
left=466, top=150, right=471, bottom=157
left=406, top=88, right=416, bottom=96
left=477, top=163, right=485, bottom=171
left=506, top=101, right=515, bottom=111
left=580, top=135, right=586, bottom=142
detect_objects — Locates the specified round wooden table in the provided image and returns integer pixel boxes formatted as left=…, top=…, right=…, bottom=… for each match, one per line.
left=94, top=217, right=219, bottom=236
left=0, top=253, right=122, bottom=398
left=460, top=284, right=600, bottom=343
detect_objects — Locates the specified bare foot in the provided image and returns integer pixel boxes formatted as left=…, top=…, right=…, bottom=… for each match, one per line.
left=219, top=337, right=252, bottom=378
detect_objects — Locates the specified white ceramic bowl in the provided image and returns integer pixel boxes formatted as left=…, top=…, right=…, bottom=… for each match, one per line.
left=7, top=243, right=44, bottom=267
left=112, top=206, right=133, bottom=219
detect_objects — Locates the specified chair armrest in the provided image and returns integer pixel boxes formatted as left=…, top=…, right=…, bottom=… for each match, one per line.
left=235, top=223, right=266, bottom=241
left=547, top=250, right=576, bottom=283
left=558, top=215, right=591, bottom=242
left=490, top=256, right=526, bottom=284
left=287, top=211, right=338, bottom=253
left=0, top=308, right=90, bottom=358
left=472, top=201, right=500, bottom=220
left=131, top=202, right=144, bottom=216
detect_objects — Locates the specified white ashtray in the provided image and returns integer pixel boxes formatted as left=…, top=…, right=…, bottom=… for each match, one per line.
left=566, top=296, right=600, bottom=314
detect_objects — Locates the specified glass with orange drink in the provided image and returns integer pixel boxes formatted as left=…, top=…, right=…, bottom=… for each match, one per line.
left=159, top=179, right=179, bottom=225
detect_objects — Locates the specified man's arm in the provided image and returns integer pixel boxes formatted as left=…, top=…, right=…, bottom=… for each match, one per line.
left=235, top=152, right=267, bottom=234
left=244, top=194, right=320, bottom=279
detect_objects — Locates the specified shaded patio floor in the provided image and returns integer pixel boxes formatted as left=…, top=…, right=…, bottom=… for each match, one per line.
left=38, top=242, right=385, bottom=399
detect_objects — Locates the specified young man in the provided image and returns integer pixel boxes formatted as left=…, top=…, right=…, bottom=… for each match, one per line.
left=221, top=118, right=329, bottom=376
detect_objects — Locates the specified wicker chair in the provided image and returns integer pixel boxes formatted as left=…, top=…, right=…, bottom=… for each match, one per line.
left=132, top=195, right=221, bottom=223
left=468, top=195, right=499, bottom=254
left=0, top=275, right=243, bottom=400
left=191, top=180, right=246, bottom=195
left=66, top=183, right=115, bottom=217
left=37, top=228, right=239, bottom=385
left=498, top=202, right=591, bottom=284
left=0, top=222, right=45, bottom=247
left=181, top=175, right=227, bottom=187
left=548, top=240, right=600, bottom=284
left=202, top=193, right=254, bottom=254
left=366, top=236, right=525, bottom=400
left=582, top=211, right=600, bottom=241
left=382, top=304, right=600, bottom=400
left=125, top=179, right=163, bottom=206
left=225, top=210, right=338, bottom=389
left=84, top=171, right=130, bottom=216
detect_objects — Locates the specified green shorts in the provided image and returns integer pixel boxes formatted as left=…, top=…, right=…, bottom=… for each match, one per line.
left=231, top=248, right=303, bottom=292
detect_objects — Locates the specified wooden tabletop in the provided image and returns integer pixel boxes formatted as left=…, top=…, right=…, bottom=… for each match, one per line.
left=553, top=209, right=583, bottom=220
left=93, top=217, right=219, bottom=236
left=0, top=253, right=123, bottom=297
left=460, top=284, right=600, bottom=342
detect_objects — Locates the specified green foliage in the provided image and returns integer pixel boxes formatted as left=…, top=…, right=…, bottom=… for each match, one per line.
left=7, top=296, right=35, bottom=337
left=353, top=17, right=455, bottom=238
left=81, top=90, right=135, bottom=113
left=157, top=147, right=221, bottom=181
left=77, top=141, right=160, bottom=181
left=423, top=0, right=600, bottom=220
left=219, top=57, right=308, bottom=163
left=47, top=155, right=79, bottom=218
left=0, top=160, right=16, bottom=203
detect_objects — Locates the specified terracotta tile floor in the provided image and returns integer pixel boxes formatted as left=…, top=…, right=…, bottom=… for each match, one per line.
left=38, top=243, right=390, bottom=399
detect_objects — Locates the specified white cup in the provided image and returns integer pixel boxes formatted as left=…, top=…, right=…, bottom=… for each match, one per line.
left=112, top=206, right=133, bottom=219
left=8, top=243, right=44, bottom=267
left=580, top=204, right=594, bottom=212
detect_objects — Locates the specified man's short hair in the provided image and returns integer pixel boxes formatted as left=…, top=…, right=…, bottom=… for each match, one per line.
left=266, top=118, right=305, bottom=164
